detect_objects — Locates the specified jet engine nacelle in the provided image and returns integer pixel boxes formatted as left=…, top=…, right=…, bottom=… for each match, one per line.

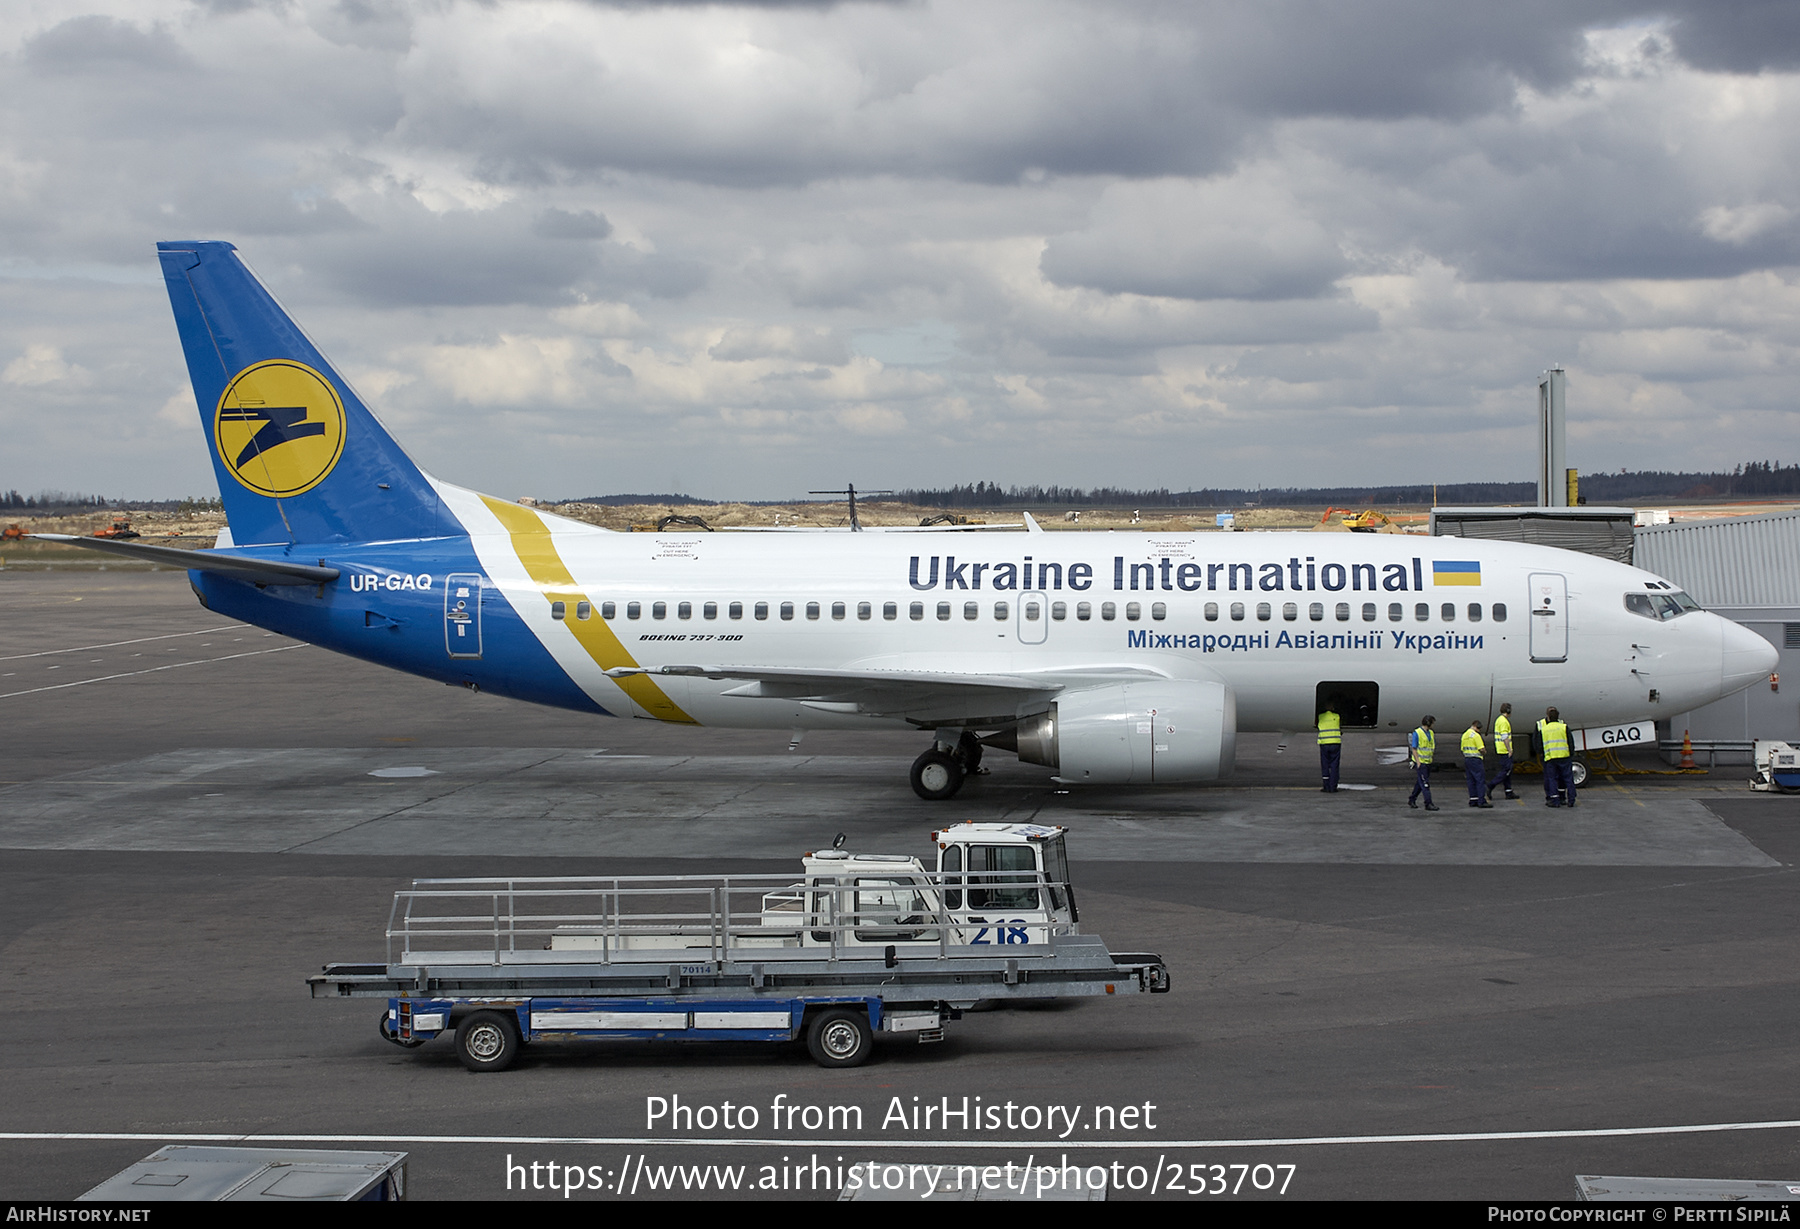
left=1011, top=681, right=1237, bottom=784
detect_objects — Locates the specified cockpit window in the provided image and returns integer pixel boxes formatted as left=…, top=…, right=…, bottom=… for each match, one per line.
left=1626, top=590, right=1701, bottom=621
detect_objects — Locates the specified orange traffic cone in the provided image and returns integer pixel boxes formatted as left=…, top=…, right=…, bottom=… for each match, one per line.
left=1679, top=729, right=1696, bottom=770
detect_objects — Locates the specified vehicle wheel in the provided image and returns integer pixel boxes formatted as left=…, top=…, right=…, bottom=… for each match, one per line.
left=806, top=1009, right=873, bottom=1068
left=378, top=1011, right=425, bottom=1049
left=955, top=731, right=985, bottom=773
left=1570, top=760, right=1589, bottom=787
left=455, top=1010, right=521, bottom=1072
left=910, top=749, right=966, bottom=800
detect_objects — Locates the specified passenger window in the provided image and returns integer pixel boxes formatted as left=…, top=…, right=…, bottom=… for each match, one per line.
left=1076, top=602, right=1092, bottom=621
left=703, top=601, right=717, bottom=620
left=1441, top=603, right=1455, bottom=622
left=1052, top=601, right=1068, bottom=620
left=910, top=602, right=924, bottom=620
left=832, top=601, right=845, bottom=620
left=1492, top=603, right=1507, bottom=622
left=728, top=601, right=742, bottom=619
left=1361, top=602, right=1376, bottom=622
left=1126, top=602, right=1141, bottom=621
left=627, top=601, right=641, bottom=620
left=1415, top=603, right=1428, bottom=621
left=1335, top=602, right=1350, bottom=621
left=1229, top=602, right=1244, bottom=621
left=754, top=602, right=769, bottom=620
left=601, top=601, right=616, bottom=620
left=1255, top=602, right=1270, bottom=620
left=805, top=601, right=819, bottom=620
left=1283, top=602, right=1297, bottom=621
left=938, top=601, right=952, bottom=620
left=961, top=601, right=977, bottom=620
left=1204, top=602, right=1219, bottom=621
left=652, top=602, right=667, bottom=620
left=551, top=601, right=566, bottom=620
left=1154, top=602, right=1168, bottom=620
left=884, top=602, right=898, bottom=620
left=1467, top=603, right=1482, bottom=622
left=1388, top=603, right=1402, bottom=622
left=1310, top=602, right=1324, bottom=621
left=994, top=601, right=1009, bottom=620
left=1101, top=602, right=1116, bottom=620
left=857, top=601, right=871, bottom=620
left=781, top=602, right=795, bottom=620
left=576, top=600, right=591, bottom=620
left=1024, top=599, right=1041, bottom=621
left=677, top=601, right=692, bottom=619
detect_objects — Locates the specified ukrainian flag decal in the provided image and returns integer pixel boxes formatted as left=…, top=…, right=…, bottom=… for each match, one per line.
left=1433, top=560, right=1481, bottom=586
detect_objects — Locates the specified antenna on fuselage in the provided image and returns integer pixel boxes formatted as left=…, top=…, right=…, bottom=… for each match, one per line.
left=808, top=483, right=892, bottom=531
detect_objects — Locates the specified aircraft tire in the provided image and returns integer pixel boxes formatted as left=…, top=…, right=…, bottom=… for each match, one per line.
left=806, top=1008, right=873, bottom=1068
left=455, top=1010, right=521, bottom=1072
left=910, top=748, right=966, bottom=800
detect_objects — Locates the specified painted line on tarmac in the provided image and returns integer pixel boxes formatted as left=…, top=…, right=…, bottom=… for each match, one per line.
left=6, top=1118, right=1800, bottom=1149
left=0, top=625, right=246, bottom=662
left=0, top=644, right=307, bottom=699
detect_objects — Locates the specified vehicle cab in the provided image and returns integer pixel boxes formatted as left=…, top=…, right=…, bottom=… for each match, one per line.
left=932, top=822, right=1077, bottom=948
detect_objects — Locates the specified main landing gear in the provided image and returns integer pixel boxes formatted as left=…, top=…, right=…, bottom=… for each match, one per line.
left=909, top=731, right=989, bottom=801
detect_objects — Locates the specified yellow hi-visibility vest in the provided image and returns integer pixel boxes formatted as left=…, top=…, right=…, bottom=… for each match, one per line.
left=1317, top=711, right=1341, bottom=745
left=1461, top=727, right=1485, bottom=759
left=1411, top=727, right=1435, bottom=765
left=1493, top=714, right=1512, bottom=755
left=1538, top=720, right=1571, bottom=760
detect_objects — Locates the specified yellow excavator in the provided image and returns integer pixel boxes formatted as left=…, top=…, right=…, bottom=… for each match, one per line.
left=1319, top=507, right=1390, bottom=533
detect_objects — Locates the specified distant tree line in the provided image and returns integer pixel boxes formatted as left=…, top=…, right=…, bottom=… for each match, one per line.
left=1, top=490, right=108, bottom=513
left=895, top=461, right=1800, bottom=508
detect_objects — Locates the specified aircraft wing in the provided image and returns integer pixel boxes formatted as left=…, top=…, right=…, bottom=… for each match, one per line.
left=28, top=534, right=340, bottom=585
left=604, top=662, right=1168, bottom=722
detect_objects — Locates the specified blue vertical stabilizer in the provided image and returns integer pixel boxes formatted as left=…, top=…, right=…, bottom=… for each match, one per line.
left=158, top=241, right=462, bottom=546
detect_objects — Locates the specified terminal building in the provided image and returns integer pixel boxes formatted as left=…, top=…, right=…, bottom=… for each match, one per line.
left=1633, top=508, right=1799, bottom=765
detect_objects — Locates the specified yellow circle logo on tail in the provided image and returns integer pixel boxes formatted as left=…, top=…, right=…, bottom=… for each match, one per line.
left=214, top=360, right=347, bottom=497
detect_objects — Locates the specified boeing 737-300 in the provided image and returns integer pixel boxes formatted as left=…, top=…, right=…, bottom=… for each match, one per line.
left=42, top=242, right=1779, bottom=799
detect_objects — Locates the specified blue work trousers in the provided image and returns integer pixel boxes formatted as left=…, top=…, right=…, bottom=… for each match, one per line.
left=1464, top=758, right=1486, bottom=803
left=1545, top=759, right=1576, bottom=807
left=1320, top=744, right=1341, bottom=791
left=1409, top=763, right=1433, bottom=806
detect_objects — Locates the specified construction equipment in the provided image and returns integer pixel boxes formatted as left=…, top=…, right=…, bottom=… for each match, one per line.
left=629, top=514, right=714, bottom=532
left=309, top=823, right=1168, bottom=1071
left=1319, top=507, right=1390, bottom=533
left=92, top=517, right=140, bottom=539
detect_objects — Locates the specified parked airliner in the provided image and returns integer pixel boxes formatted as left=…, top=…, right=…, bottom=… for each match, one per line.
left=44, top=242, right=1778, bottom=799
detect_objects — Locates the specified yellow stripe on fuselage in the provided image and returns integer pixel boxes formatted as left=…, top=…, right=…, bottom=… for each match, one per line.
left=481, top=496, right=698, bottom=724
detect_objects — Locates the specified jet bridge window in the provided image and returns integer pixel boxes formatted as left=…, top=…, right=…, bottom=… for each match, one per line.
left=627, top=602, right=642, bottom=619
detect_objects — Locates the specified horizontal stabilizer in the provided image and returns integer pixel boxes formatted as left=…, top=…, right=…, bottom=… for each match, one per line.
left=28, top=534, right=339, bottom=585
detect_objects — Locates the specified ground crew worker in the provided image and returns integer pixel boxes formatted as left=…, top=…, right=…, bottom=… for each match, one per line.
left=1408, top=716, right=1439, bottom=811
left=1487, top=703, right=1517, bottom=800
left=1317, top=700, right=1342, bottom=793
left=1462, top=719, right=1492, bottom=808
left=1538, top=706, right=1576, bottom=808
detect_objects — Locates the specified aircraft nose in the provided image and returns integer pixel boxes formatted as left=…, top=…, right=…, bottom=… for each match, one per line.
left=1719, top=617, right=1779, bottom=695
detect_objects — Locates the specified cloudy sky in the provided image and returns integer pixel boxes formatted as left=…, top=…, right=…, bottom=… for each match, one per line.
left=3, top=0, right=1799, bottom=502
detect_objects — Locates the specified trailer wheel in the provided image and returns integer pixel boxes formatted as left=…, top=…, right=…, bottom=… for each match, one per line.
left=1571, top=760, right=1589, bottom=787
left=806, top=1009, right=873, bottom=1068
left=455, top=1010, right=521, bottom=1072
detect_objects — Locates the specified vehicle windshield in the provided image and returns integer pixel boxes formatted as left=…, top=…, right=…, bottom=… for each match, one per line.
left=1039, top=835, right=1077, bottom=922
left=1625, top=590, right=1701, bottom=621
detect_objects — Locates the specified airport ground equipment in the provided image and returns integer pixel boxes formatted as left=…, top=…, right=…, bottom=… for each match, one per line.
left=79, top=1146, right=407, bottom=1202
left=1750, top=740, right=1800, bottom=792
left=310, top=823, right=1168, bottom=1071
